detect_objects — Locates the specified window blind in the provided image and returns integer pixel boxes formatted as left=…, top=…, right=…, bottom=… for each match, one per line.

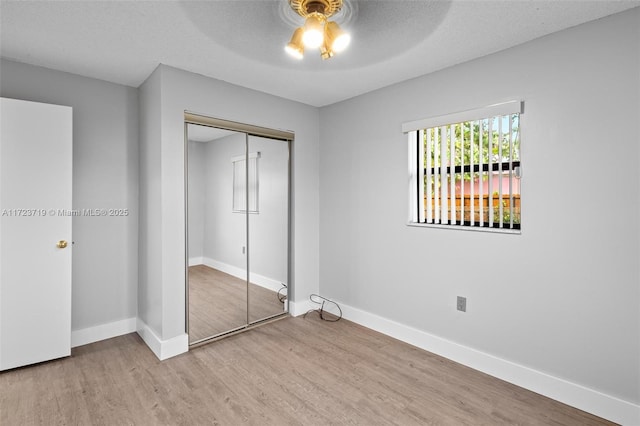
left=405, top=101, right=523, bottom=232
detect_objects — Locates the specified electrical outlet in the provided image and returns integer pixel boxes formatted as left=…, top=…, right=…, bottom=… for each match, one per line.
left=457, top=296, right=467, bottom=312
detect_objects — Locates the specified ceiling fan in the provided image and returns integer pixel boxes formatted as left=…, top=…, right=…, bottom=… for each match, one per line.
left=285, top=0, right=351, bottom=60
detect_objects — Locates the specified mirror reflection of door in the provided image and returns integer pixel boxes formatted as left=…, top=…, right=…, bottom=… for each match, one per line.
left=186, top=123, right=289, bottom=345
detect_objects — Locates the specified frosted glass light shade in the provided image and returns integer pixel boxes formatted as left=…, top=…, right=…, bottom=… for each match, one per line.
left=302, top=15, right=324, bottom=48
left=325, top=21, right=350, bottom=52
left=285, top=27, right=305, bottom=59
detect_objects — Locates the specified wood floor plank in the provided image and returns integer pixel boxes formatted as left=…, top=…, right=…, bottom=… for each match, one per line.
left=188, top=265, right=286, bottom=342
left=0, top=316, right=615, bottom=425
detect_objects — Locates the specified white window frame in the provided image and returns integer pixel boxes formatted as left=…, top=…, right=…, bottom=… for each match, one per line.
left=232, top=151, right=260, bottom=213
left=403, top=101, right=523, bottom=234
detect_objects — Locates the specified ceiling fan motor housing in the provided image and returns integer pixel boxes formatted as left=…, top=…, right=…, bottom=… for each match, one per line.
left=289, top=0, right=343, bottom=18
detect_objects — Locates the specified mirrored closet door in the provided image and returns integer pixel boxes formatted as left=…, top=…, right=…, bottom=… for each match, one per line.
left=246, top=135, right=289, bottom=324
left=185, top=114, right=291, bottom=346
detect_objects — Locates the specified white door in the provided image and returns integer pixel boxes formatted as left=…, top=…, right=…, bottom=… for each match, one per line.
left=0, top=97, right=73, bottom=371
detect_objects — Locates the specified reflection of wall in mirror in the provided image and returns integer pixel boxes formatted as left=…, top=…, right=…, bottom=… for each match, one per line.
left=187, top=133, right=288, bottom=292
left=188, top=140, right=206, bottom=262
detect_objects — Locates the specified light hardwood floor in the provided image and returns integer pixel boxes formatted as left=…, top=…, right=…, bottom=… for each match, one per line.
left=188, top=265, right=286, bottom=342
left=0, top=315, right=614, bottom=425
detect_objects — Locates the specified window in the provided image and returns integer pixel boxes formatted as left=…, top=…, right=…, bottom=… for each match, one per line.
left=232, top=152, right=260, bottom=213
left=403, top=101, right=523, bottom=232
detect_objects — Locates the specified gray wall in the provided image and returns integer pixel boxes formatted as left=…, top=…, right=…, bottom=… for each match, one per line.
left=194, top=133, right=289, bottom=283
left=187, top=139, right=206, bottom=261
left=201, top=133, right=247, bottom=269
left=138, top=66, right=162, bottom=334
left=0, top=59, right=139, bottom=331
left=319, top=9, right=639, bottom=405
left=245, top=135, right=289, bottom=283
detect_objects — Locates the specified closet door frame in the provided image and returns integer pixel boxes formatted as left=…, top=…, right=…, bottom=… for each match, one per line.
left=184, top=111, right=293, bottom=347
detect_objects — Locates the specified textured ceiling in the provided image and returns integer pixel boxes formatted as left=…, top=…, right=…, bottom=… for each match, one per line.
left=1, top=1, right=639, bottom=107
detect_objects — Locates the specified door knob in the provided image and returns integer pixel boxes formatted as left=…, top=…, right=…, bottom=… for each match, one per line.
left=56, top=240, right=68, bottom=249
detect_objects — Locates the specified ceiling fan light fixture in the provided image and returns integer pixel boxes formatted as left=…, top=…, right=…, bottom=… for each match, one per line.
left=285, top=0, right=349, bottom=60
left=285, top=27, right=305, bottom=59
left=301, top=13, right=325, bottom=48
left=324, top=21, right=350, bottom=53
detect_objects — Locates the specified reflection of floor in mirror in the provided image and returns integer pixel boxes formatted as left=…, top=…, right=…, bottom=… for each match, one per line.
left=188, top=264, right=286, bottom=343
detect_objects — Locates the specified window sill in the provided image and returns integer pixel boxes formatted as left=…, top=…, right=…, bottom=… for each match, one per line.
left=407, top=222, right=521, bottom=235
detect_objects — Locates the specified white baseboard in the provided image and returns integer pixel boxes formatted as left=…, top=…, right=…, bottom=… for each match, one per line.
left=336, top=301, right=639, bottom=426
left=202, top=257, right=285, bottom=293
left=136, top=319, right=189, bottom=361
left=289, top=299, right=315, bottom=317
left=188, top=256, right=204, bottom=267
left=71, top=317, right=137, bottom=348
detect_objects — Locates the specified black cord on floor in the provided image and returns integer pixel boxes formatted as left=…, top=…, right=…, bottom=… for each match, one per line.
left=303, top=294, right=342, bottom=322
left=277, top=283, right=287, bottom=303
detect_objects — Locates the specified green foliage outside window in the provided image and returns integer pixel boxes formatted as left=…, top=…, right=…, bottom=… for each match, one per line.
left=422, top=114, right=520, bottom=182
